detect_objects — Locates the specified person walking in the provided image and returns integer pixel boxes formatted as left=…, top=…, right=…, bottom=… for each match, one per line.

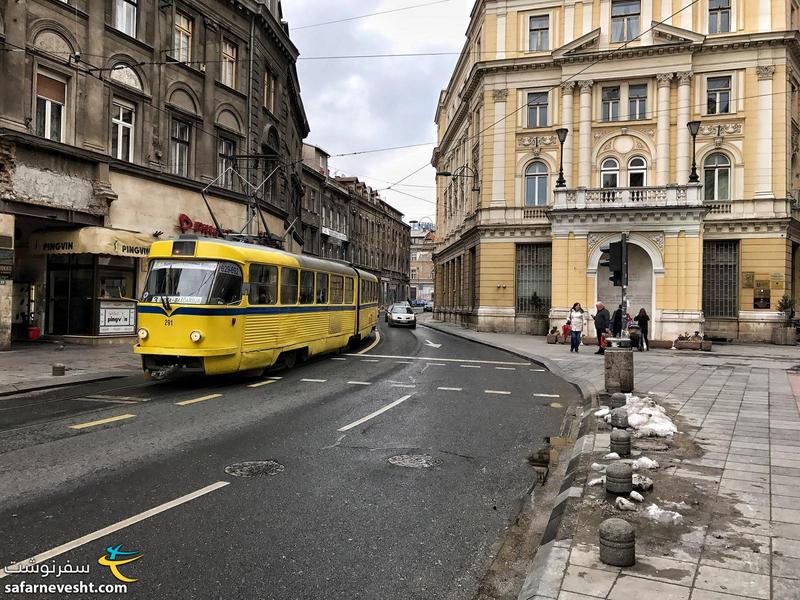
left=593, top=302, right=610, bottom=355
left=567, top=303, right=585, bottom=353
left=634, top=308, right=651, bottom=351
left=611, top=304, right=624, bottom=338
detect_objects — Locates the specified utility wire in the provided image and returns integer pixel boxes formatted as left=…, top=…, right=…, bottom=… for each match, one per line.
left=291, top=0, right=453, bottom=31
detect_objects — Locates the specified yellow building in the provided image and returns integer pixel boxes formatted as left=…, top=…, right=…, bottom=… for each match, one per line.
left=433, top=0, right=800, bottom=342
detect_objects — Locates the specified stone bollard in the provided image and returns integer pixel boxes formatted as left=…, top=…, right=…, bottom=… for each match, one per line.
left=605, top=462, right=633, bottom=495
left=611, top=392, right=627, bottom=409
left=604, top=348, right=634, bottom=393
left=599, top=518, right=636, bottom=567
left=610, top=407, right=629, bottom=429
left=610, top=429, right=632, bottom=457
left=52, top=364, right=66, bottom=376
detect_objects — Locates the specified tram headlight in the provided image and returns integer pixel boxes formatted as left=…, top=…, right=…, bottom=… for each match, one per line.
left=137, top=328, right=149, bottom=340
left=190, top=330, right=203, bottom=343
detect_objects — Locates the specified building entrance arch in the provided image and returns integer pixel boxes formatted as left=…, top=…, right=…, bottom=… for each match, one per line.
left=596, top=242, right=654, bottom=340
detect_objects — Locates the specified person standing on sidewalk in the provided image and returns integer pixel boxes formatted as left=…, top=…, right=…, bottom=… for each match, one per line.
left=611, top=304, right=624, bottom=338
left=634, top=308, right=650, bottom=351
left=593, top=302, right=611, bottom=355
left=567, top=303, right=585, bottom=353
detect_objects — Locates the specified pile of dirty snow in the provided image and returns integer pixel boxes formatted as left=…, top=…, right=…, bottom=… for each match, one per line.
left=624, top=394, right=678, bottom=438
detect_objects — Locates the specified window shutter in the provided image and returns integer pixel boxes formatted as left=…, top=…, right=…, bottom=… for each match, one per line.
left=37, top=74, right=66, bottom=104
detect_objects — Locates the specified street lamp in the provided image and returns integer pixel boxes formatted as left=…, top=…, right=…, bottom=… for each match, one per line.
left=687, top=120, right=701, bottom=183
left=436, top=165, right=480, bottom=192
left=555, top=127, right=569, bottom=188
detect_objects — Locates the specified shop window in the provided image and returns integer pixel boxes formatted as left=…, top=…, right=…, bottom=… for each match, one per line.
left=525, top=161, right=549, bottom=206
left=704, top=153, right=730, bottom=201
left=708, top=0, right=731, bottom=34
left=280, top=268, right=299, bottom=304
left=113, top=0, right=137, bottom=37
left=36, top=72, right=66, bottom=142
left=299, top=270, right=315, bottom=304
left=111, top=100, right=135, bottom=161
left=250, top=264, right=277, bottom=305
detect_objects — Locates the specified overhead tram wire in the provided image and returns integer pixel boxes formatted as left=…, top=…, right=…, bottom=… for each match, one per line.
left=291, top=0, right=454, bottom=31
left=380, top=0, right=705, bottom=193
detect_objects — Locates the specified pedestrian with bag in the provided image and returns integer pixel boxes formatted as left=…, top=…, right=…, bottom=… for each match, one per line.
left=593, top=302, right=611, bottom=355
left=634, top=308, right=651, bottom=351
left=567, top=303, right=585, bottom=353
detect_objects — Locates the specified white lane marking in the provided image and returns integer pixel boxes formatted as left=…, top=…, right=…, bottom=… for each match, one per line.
left=345, top=354, right=530, bottom=366
left=347, top=381, right=371, bottom=386
left=331, top=357, right=347, bottom=361
left=391, top=384, right=416, bottom=389
left=301, top=378, right=327, bottom=383
left=530, top=369, right=546, bottom=372
left=426, top=363, right=446, bottom=367
left=496, top=367, right=516, bottom=371
left=461, top=365, right=481, bottom=369
left=268, top=376, right=283, bottom=380
left=337, top=394, right=414, bottom=432
left=361, top=359, right=380, bottom=363
left=438, top=387, right=462, bottom=391
left=533, top=393, right=561, bottom=398
left=0, top=481, right=230, bottom=580
left=248, top=380, right=276, bottom=388
left=356, top=330, right=381, bottom=355
left=485, top=390, right=512, bottom=395
left=424, top=340, right=442, bottom=348
left=395, top=361, right=414, bottom=364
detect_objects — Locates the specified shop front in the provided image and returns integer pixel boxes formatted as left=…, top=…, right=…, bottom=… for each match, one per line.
left=29, top=227, right=155, bottom=340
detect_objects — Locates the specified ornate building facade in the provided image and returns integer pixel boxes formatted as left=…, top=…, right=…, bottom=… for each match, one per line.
left=433, top=0, right=800, bottom=342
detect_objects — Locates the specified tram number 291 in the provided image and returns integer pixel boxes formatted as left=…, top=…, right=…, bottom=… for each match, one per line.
left=164, top=319, right=174, bottom=327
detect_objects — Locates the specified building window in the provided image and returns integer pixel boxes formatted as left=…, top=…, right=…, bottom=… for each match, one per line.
left=708, top=0, right=731, bottom=33
left=263, top=70, right=276, bottom=112
left=174, top=11, right=192, bottom=62
left=111, top=100, right=134, bottom=161
left=221, top=39, right=237, bottom=88
left=602, top=87, right=620, bottom=121
left=525, top=161, right=549, bottom=206
left=628, top=156, right=647, bottom=187
left=516, top=244, right=552, bottom=314
left=600, top=158, right=620, bottom=188
left=707, top=76, right=731, bottom=114
left=113, top=0, right=137, bottom=37
left=628, top=84, right=647, bottom=120
left=703, top=240, right=738, bottom=318
left=35, top=73, right=66, bottom=143
left=529, top=15, right=549, bottom=51
left=217, top=137, right=236, bottom=189
left=527, top=92, right=548, bottom=128
left=611, top=0, right=640, bottom=42
left=170, top=119, right=191, bottom=177
left=704, top=153, right=730, bottom=201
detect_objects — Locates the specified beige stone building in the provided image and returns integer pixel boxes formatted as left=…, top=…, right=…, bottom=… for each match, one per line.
left=433, top=0, right=800, bottom=342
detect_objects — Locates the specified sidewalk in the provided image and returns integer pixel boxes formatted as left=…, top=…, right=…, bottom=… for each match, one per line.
left=0, top=341, right=140, bottom=396
left=421, top=317, right=800, bottom=600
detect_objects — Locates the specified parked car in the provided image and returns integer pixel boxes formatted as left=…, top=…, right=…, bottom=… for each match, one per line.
left=424, top=301, right=433, bottom=312
left=387, top=305, right=416, bottom=328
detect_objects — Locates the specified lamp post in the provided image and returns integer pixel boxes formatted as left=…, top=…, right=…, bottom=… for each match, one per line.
left=435, top=165, right=480, bottom=192
left=687, top=120, right=701, bottom=183
left=555, top=127, right=569, bottom=188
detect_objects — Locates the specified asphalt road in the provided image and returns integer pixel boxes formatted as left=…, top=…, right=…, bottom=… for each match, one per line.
left=0, top=319, right=577, bottom=600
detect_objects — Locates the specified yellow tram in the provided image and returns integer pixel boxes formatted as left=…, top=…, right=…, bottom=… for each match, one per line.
left=134, top=236, right=379, bottom=377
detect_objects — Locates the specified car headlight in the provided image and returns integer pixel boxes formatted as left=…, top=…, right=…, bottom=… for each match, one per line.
left=190, top=330, right=203, bottom=343
left=137, top=328, right=148, bottom=340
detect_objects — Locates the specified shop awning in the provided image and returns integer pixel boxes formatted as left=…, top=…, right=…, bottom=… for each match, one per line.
left=29, top=227, right=156, bottom=258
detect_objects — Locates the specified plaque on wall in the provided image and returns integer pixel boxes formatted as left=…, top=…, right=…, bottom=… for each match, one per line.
left=742, top=272, right=754, bottom=288
left=770, top=273, right=785, bottom=289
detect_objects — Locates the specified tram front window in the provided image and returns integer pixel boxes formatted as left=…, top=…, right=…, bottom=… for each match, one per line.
left=142, top=260, right=242, bottom=305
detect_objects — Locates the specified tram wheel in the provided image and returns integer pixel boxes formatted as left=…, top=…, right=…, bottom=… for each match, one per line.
left=282, top=351, right=297, bottom=370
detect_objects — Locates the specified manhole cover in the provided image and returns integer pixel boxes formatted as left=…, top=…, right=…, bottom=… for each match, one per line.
left=224, top=460, right=285, bottom=478
left=388, top=454, right=435, bottom=469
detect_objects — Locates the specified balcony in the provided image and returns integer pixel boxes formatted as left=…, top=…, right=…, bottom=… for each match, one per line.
left=553, top=184, right=702, bottom=211
left=704, top=197, right=799, bottom=221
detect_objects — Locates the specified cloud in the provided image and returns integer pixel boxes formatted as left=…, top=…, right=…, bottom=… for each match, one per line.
left=282, top=0, right=471, bottom=222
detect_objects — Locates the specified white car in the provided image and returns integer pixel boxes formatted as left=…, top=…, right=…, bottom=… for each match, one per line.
left=387, top=305, right=416, bottom=328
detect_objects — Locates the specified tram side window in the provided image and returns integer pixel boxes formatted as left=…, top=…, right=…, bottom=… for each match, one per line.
left=250, top=264, right=277, bottom=305
left=345, top=277, right=354, bottom=304
left=280, top=268, right=299, bottom=305
left=330, top=275, right=344, bottom=304
left=316, top=273, right=329, bottom=304
left=299, top=271, right=315, bottom=304
left=360, top=280, right=366, bottom=304
left=209, top=262, right=243, bottom=305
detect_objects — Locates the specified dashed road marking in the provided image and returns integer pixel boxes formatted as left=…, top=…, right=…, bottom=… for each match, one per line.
left=301, top=378, right=327, bottom=383
left=361, top=359, right=380, bottom=363
left=176, top=394, right=223, bottom=406
left=248, top=380, right=276, bottom=388
left=533, top=393, right=561, bottom=398
left=331, top=357, right=347, bottom=361
left=395, top=361, right=414, bottom=364
left=530, top=369, right=546, bottom=372
left=347, top=381, right=371, bottom=386
left=549, top=402, right=563, bottom=408
left=391, top=384, right=416, bottom=389
left=496, top=367, right=516, bottom=371
left=426, top=363, right=446, bottom=367
left=268, top=376, right=283, bottom=380
left=460, top=365, right=481, bottom=369
left=69, top=414, right=136, bottom=430
left=344, top=354, right=530, bottom=366
left=485, top=390, right=511, bottom=396
left=438, top=387, right=462, bottom=391
left=337, top=394, right=414, bottom=432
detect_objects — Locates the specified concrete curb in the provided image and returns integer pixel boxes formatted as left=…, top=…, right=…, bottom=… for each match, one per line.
left=0, top=371, right=134, bottom=398
left=418, top=319, right=600, bottom=600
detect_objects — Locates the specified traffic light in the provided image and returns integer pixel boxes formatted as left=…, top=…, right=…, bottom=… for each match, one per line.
left=599, top=236, right=628, bottom=287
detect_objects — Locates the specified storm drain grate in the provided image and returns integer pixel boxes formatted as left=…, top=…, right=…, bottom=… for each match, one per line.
left=225, top=460, right=285, bottom=478
left=388, top=454, right=436, bottom=469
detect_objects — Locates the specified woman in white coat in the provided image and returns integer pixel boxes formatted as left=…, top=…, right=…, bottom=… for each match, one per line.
left=567, top=303, right=586, bottom=353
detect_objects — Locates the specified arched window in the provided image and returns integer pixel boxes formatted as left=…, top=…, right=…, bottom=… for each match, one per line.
left=704, top=153, right=730, bottom=201
left=601, top=158, right=619, bottom=188
left=524, top=161, right=549, bottom=206
left=628, top=156, right=647, bottom=187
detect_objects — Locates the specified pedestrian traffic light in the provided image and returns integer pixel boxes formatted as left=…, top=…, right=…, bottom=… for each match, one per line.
left=599, top=237, right=628, bottom=287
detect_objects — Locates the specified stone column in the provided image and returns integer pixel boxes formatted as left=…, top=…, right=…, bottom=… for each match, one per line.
left=656, top=73, right=673, bottom=186
left=491, top=89, right=508, bottom=206
left=755, top=66, right=776, bottom=198
left=676, top=72, right=693, bottom=184
left=578, top=80, right=594, bottom=188
left=561, top=82, right=576, bottom=187
left=0, top=0, right=28, bottom=129
left=82, top=0, right=107, bottom=152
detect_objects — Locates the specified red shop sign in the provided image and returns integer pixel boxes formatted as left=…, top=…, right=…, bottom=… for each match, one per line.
left=178, top=214, right=220, bottom=237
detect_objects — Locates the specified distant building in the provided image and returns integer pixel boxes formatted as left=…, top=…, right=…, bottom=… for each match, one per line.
left=410, top=227, right=436, bottom=302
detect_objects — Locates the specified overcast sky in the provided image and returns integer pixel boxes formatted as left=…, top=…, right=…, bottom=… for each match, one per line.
left=281, top=0, right=472, bottom=225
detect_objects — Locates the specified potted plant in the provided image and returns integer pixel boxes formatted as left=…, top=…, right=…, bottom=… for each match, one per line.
left=674, top=331, right=703, bottom=350
left=546, top=326, right=560, bottom=344
left=773, top=294, right=797, bottom=346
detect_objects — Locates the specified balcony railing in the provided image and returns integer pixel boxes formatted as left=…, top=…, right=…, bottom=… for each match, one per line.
left=553, top=184, right=702, bottom=210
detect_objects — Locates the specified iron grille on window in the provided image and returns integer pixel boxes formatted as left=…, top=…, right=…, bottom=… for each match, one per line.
left=703, top=240, right=738, bottom=318
left=516, top=244, right=552, bottom=314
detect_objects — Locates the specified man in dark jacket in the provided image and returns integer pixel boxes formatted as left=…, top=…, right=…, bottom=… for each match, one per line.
left=594, top=302, right=610, bottom=355
left=611, top=304, right=624, bottom=337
